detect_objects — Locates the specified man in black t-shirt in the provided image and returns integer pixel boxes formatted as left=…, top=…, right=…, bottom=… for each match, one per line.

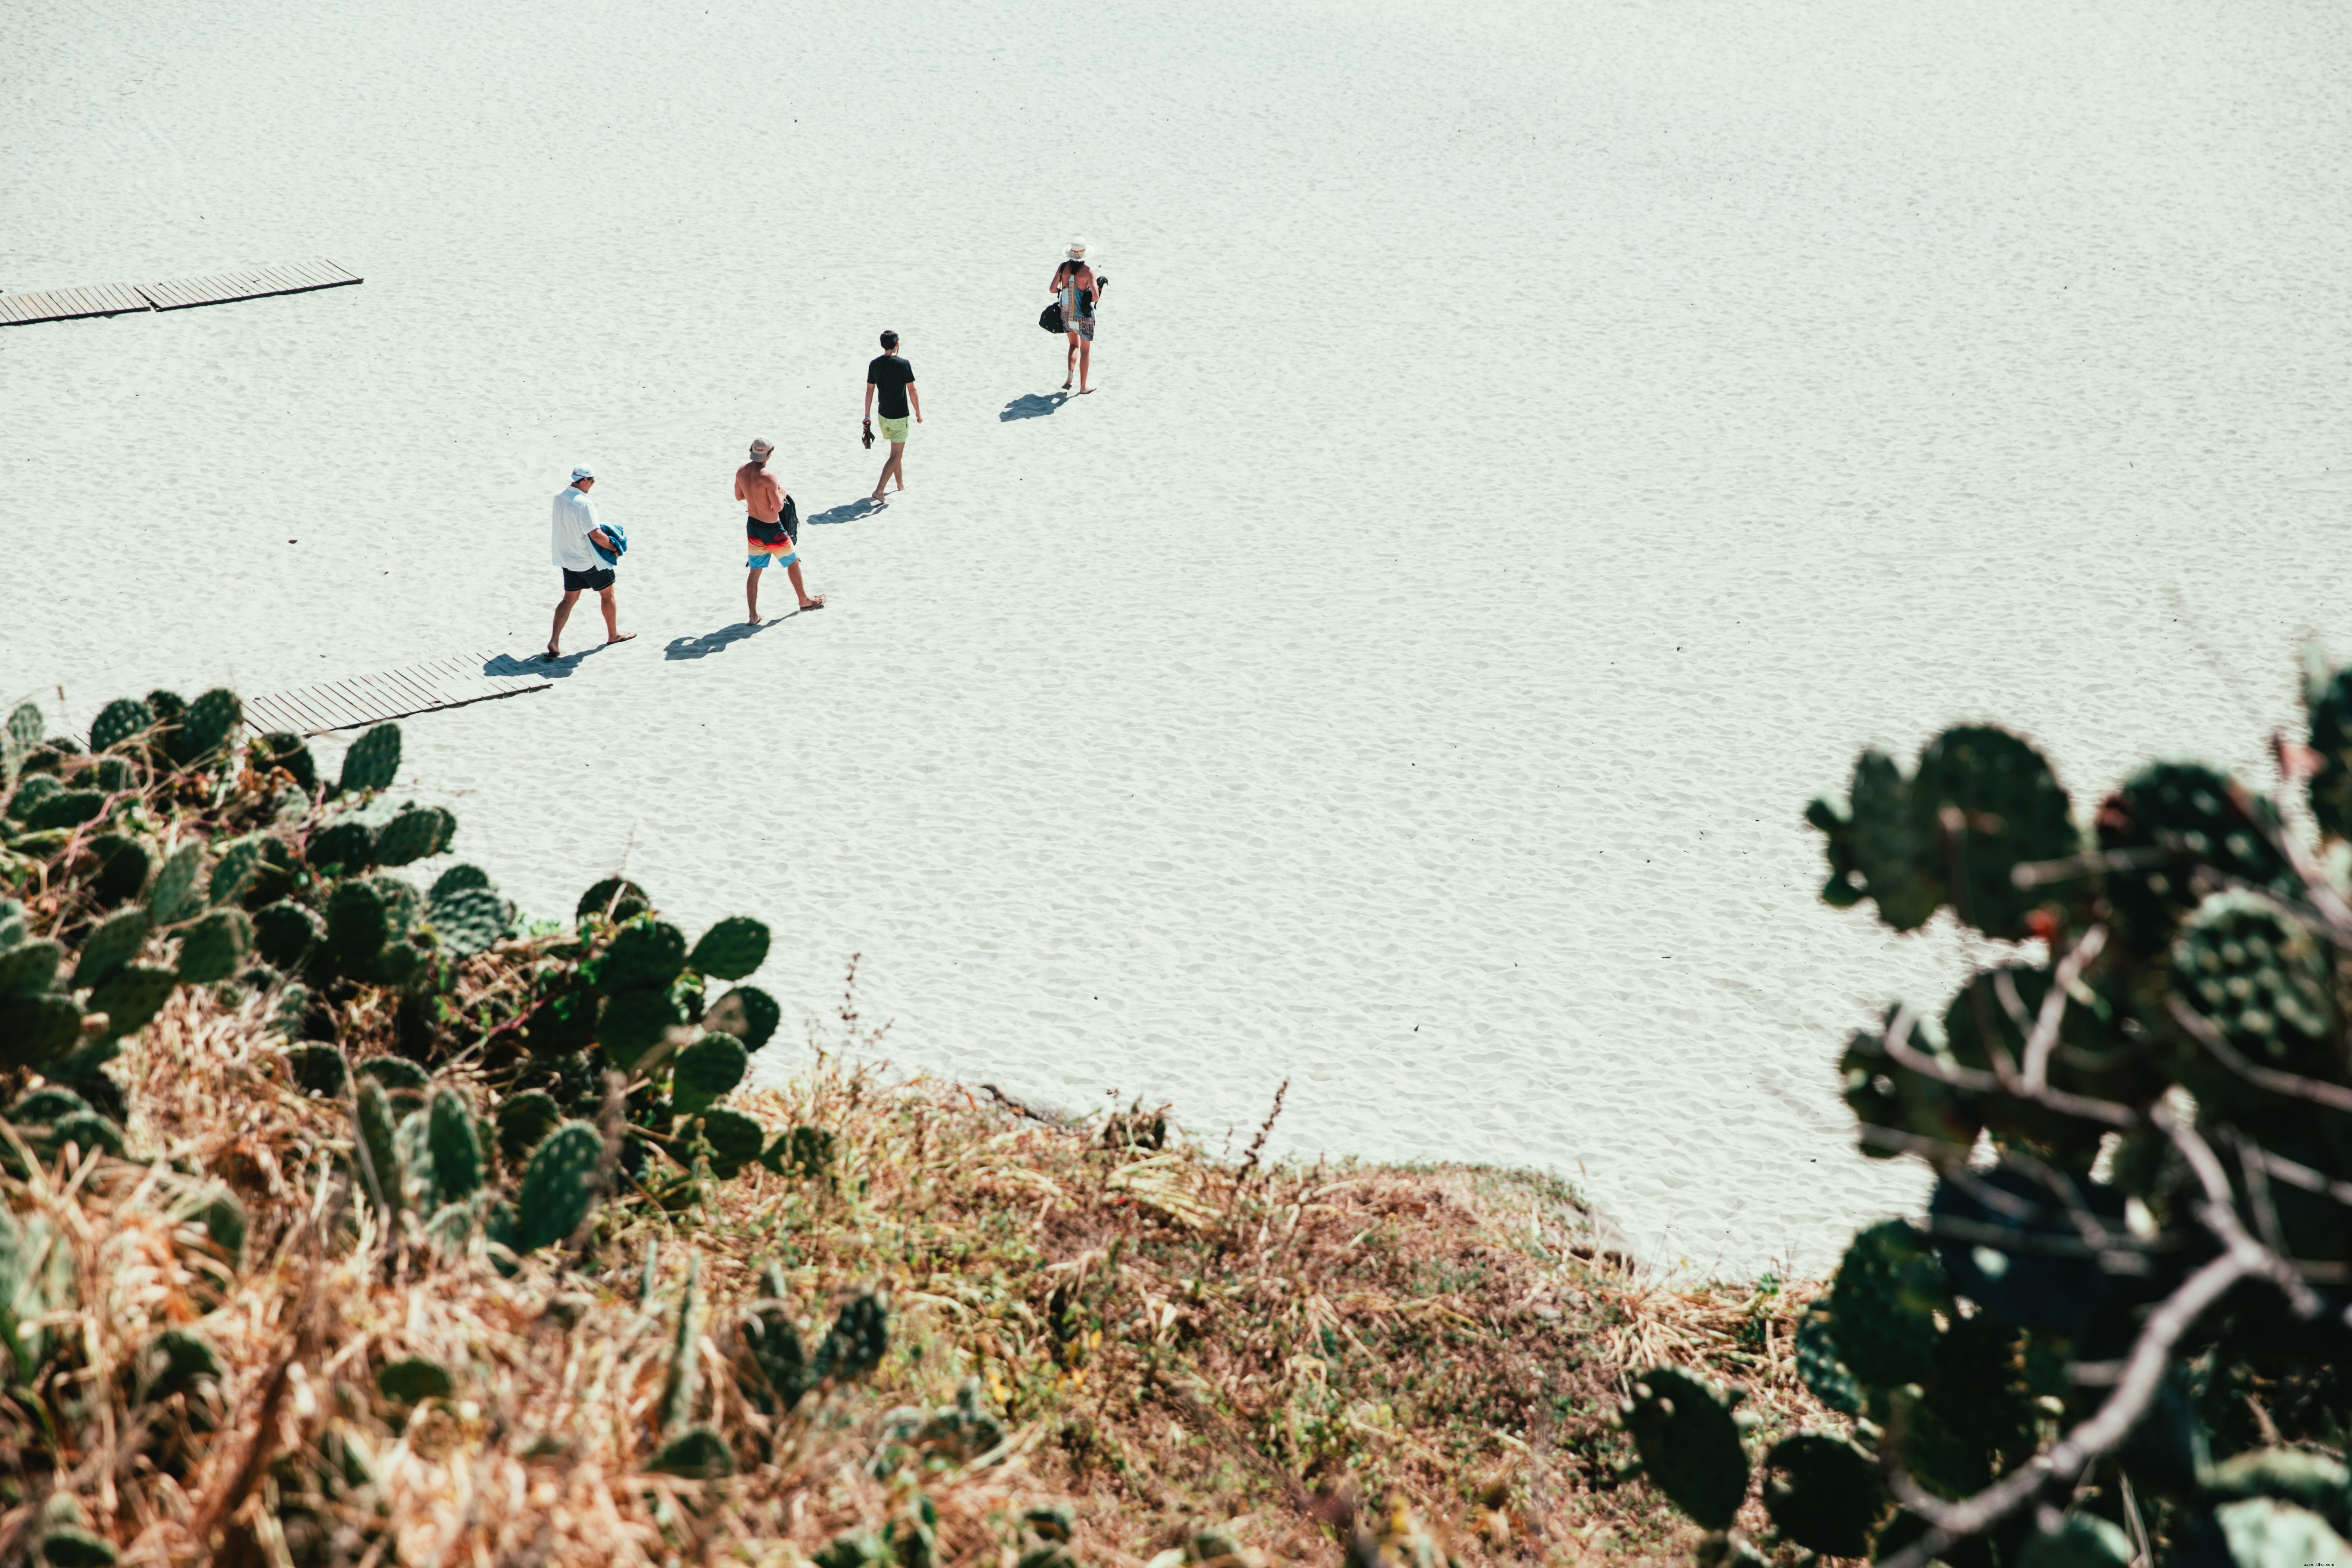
left=862, top=330, right=922, bottom=502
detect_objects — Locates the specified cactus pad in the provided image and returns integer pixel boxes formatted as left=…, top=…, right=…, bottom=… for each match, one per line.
left=674, top=1032, right=747, bottom=1118
left=136, top=1326, right=224, bottom=1402
left=1847, top=748, right=1941, bottom=931
left=339, top=723, right=403, bottom=794
left=307, top=820, right=377, bottom=875
left=1622, top=1367, right=1748, bottom=1530
left=1910, top=725, right=2075, bottom=940
left=375, top=805, right=456, bottom=867
left=250, top=731, right=318, bottom=790
left=495, top=1090, right=562, bottom=1165
left=147, top=842, right=209, bottom=925
left=90, top=696, right=154, bottom=754
left=518, top=1121, right=604, bottom=1250
left=649, top=1426, right=735, bottom=1479
left=358, top=1055, right=429, bottom=1094
left=39, top=1525, right=117, bottom=1567
left=208, top=836, right=269, bottom=906
left=0, top=992, right=84, bottom=1067
left=288, top=1042, right=347, bottom=1096
left=175, top=908, right=252, bottom=983
left=355, top=1078, right=403, bottom=1216
left=428, top=1087, right=485, bottom=1201
left=0, top=938, right=63, bottom=999
left=87, top=833, right=151, bottom=905
left=743, top=1303, right=814, bottom=1413
left=599, top=918, right=687, bottom=994
left=177, top=687, right=242, bottom=766
left=327, top=879, right=389, bottom=968
left=6, top=775, right=63, bottom=821
left=426, top=885, right=511, bottom=958
left=703, top=985, right=781, bottom=1052
left=689, top=916, right=770, bottom=980
left=2017, top=1516, right=2133, bottom=1568
left=251, top=900, right=322, bottom=970
left=2174, top=891, right=2334, bottom=1071
left=819, top=1293, right=890, bottom=1381
left=377, top=1356, right=455, bottom=1405
left=88, top=964, right=176, bottom=1040
left=431, top=862, right=493, bottom=898
left=1761, top=1433, right=1884, bottom=1555
left=701, top=1106, right=766, bottom=1176
left=1793, top=1303, right=1862, bottom=1414
left=597, top=987, right=683, bottom=1066
left=2101, top=762, right=2296, bottom=944
left=25, top=789, right=106, bottom=831
left=575, top=876, right=650, bottom=924
left=74, top=906, right=151, bottom=989
left=1827, top=1219, right=1948, bottom=1389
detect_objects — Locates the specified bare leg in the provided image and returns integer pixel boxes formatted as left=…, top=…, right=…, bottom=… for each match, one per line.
left=1078, top=337, right=1093, bottom=393
left=746, top=567, right=763, bottom=625
left=598, top=586, right=635, bottom=644
left=873, top=441, right=907, bottom=496
left=548, top=589, right=581, bottom=656
left=1065, top=331, right=1078, bottom=388
left=786, top=557, right=824, bottom=610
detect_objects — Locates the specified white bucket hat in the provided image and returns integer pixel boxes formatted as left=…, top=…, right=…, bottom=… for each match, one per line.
left=1066, top=237, right=1091, bottom=257
left=749, top=439, right=774, bottom=459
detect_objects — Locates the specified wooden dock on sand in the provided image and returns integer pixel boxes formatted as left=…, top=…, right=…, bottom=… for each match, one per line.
left=244, top=653, right=551, bottom=738
left=0, top=260, right=363, bottom=328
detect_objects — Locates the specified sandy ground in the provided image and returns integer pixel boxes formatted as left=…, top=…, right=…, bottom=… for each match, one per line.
left=6, top=0, right=2351, bottom=1273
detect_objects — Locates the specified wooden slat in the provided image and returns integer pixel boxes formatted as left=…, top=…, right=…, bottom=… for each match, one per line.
left=138, top=258, right=361, bottom=312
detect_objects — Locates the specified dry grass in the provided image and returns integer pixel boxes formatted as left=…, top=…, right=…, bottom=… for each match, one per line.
left=0, top=982, right=1837, bottom=1566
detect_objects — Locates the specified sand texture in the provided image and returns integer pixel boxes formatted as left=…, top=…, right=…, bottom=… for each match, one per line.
left=6, top=0, right=2351, bottom=1272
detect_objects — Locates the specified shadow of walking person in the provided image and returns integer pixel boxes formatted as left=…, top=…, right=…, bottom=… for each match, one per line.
left=999, top=392, right=1070, bottom=422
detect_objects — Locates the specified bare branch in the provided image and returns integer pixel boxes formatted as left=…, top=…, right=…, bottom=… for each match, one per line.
left=2165, top=995, right=2352, bottom=1115
left=2023, top=927, right=2107, bottom=1094
left=2011, top=846, right=2174, bottom=889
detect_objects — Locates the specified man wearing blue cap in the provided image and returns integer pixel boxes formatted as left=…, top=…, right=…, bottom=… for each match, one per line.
left=547, top=466, right=636, bottom=658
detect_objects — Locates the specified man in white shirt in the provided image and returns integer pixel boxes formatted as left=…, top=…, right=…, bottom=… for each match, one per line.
left=548, top=466, right=635, bottom=658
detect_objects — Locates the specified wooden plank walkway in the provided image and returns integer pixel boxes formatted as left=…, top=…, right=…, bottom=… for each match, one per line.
left=138, top=258, right=361, bottom=312
left=0, top=281, right=151, bottom=326
left=244, top=652, right=552, bottom=737
left=0, top=260, right=361, bottom=327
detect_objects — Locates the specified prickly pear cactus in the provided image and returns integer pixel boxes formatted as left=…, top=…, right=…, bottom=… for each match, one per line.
left=700, top=1106, right=767, bottom=1177
left=428, top=1088, right=485, bottom=1202
left=575, top=876, right=650, bottom=924
left=660, top=1258, right=703, bottom=1436
left=1908, top=725, right=2075, bottom=940
left=818, top=1293, right=890, bottom=1381
left=2173, top=890, right=2334, bottom=1068
left=251, top=901, right=321, bottom=970
left=74, top=906, right=150, bottom=989
left=250, top=731, right=318, bottom=790
left=338, top=724, right=403, bottom=794
left=147, top=843, right=208, bottom=925
left=673, top=1032, right=747, bottom=1119
left=518, top=1121, right=603, bottom=1251
left=2100, top=762, right=2296, bottom=949
left=326, top=880, right=388, bottom=969
left=494, top=1090, right=561, bottom=1166
left=426, top=885, right=511, bottom=958
left=307, top=820, right=376, bottom=876
left=208, top=836, right=269, bottom=906
left=375, top=805, right=456, bottom=867
left=1792, top=1302, right=1862, bottom=1415
left=742, top=1300, right=815, bottom=1415
left=355, top=1078, right=403, bottom=1217
left=90, top=697, right=153, bottom=755
left=689, top=916, right=770, bottom=980
left=1825, top=1219, right=1948, bottom=1388
left=704, top=985, right=781, bottom=1052
left=1760, top=1433, right=1884, bottom=1556
left=1622, top=1367, right=1749, bottom=1531
left=599, top=918, right=688, bottom=994
left=173, top=908, right=252, bottom=984
left=176, top=687, right=242, bottom=766
left=1847, top=747, right=1941, bottom=931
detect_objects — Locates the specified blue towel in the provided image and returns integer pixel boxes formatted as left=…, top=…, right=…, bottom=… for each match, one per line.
left=592, top=521, right=628, bottom=567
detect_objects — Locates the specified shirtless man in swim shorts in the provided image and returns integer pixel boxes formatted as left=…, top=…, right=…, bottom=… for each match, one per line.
left=1050, top=240, right=1103, bottom=393
left=735, top=439, right=824, bottom=622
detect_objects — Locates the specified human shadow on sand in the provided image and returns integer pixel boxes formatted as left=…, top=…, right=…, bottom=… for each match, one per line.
left=806, top=496, right=886, bottom=527
left=999, top=392, right=1069, bottom=421
left=484, top=648, right=616, bottom=681
left=664, top=619, right=801, bottom=661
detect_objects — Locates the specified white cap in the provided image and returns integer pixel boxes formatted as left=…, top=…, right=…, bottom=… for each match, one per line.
left=570, top=465, right=594, bottom=482
left=1067, top=237, right=1091, bottom=257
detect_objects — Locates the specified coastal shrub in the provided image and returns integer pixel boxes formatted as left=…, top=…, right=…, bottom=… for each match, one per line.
left=1631, top=651, right=2352, bottom=1562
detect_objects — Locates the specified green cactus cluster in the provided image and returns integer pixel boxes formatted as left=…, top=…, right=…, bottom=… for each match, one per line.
left=1640, top=671, right=2352, bottom=1560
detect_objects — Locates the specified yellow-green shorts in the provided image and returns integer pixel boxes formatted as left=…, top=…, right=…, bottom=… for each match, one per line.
left=878, top=414, right=910, bottom=444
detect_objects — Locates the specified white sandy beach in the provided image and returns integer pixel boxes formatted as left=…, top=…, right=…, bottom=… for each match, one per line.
left=6, top=0, right=2351, bottom=1273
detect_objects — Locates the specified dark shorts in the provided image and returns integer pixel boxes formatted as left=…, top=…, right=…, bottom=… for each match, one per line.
left=561, top=567, right=615, bottom=592
left=748, top=506, right=798, bottom=548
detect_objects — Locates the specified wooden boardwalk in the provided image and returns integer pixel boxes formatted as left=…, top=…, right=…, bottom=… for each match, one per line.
left=139, top=259, right=362, bottom=312
left=0, top=281, right=150, bottom=327
left=244, top=652, right=551, bottom=737
left=0, top=260, right=361, bottom=327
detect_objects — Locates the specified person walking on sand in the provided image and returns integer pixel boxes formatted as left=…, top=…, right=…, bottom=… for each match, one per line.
left=547, top=466, right=635, bottom=658
left=735, top=439, right=824, bottom=623
left=862, top=331, right=921, bottom=502
left=1050, top=239, right=1105, bottom=393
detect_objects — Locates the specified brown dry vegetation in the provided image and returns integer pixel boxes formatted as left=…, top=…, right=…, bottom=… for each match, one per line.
left=0, top=977, right=1838, bottom=1566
